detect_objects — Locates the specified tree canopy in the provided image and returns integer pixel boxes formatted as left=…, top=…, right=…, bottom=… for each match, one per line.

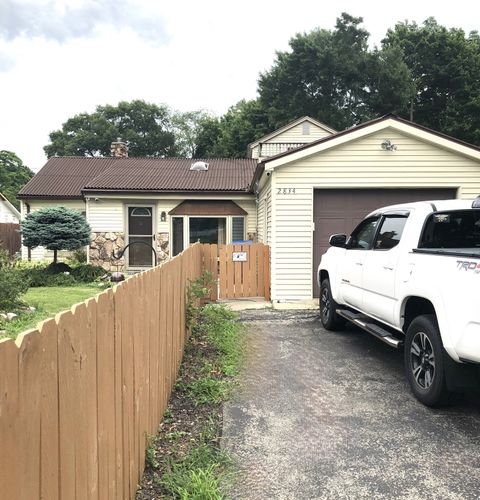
left=21, top=207, right=91, bottom=263
left=0, top=151, right=33, bottom=209
left=195, top=100, right=271, bottom=158
left=258, top=13, right=412, bottom=131
left=44, top=100, right=177, bottom=158
left=42, top=15, right=480, bottom=161
left=382, top=18, right=480, bottom=144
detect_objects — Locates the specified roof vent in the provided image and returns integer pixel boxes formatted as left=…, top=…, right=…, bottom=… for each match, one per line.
left=190, top=161, right=209, bottom=171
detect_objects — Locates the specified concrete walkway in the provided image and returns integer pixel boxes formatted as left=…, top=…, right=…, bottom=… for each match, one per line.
left=222, top=310, right=480, bottom=500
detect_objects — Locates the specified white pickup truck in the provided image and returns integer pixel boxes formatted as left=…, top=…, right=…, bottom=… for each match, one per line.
left=318, top=198, right=480, bottom=406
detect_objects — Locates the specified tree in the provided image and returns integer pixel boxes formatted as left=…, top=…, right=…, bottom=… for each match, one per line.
left=44, top=100, right=177, bottom=158
left=195, top=100, right=271, bottom=158
left=0, top=151, right=33, bottom=209
left=171, top=110, right=217, bottom=157
left=258, top=13, right=412, bottom=131
left=21, top=207, right=91, bottom=263
left=383, top=18, right=480, bottom=144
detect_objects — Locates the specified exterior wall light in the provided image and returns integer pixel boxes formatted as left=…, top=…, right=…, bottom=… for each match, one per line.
left=161, top=211, right=166, bottom=222
left=381, top=139, right=397, bottom=151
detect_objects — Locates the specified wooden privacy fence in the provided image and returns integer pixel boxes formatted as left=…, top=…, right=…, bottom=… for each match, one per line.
left=202, top=243, right=270, bottom=300
left=0, top=244, right=203, bottom=500
left=0, top=222, right=21, bottom=255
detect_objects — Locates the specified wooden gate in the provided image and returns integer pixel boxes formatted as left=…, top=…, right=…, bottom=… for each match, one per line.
left=202, top=243, right=270, bottom=300
left=0, top=223, right=21, bottom=255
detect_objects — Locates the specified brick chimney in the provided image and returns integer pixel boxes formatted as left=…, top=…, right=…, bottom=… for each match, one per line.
left=110, top=138, right=128, bottom=158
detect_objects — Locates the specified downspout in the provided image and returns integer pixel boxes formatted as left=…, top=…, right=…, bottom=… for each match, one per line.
left=25, top=201, right=31, bottom=261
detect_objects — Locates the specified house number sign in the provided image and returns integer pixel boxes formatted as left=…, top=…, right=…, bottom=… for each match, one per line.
left=232, top=252, right=248, bottom=262
left=277, top=188, right=296, bottom=194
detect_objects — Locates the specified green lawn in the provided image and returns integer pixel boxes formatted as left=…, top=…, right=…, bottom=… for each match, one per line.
left=1, top=285, right=103, bottom=339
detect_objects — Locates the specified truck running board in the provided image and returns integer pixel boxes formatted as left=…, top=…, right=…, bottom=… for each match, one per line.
left=336, top=309, right=404, bottom=349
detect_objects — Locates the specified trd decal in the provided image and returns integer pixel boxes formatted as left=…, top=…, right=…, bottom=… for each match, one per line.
left=456, top=260, right=480, bottom=272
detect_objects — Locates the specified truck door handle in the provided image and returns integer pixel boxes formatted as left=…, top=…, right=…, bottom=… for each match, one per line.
left=355, top=262, right=363, bottom=266
left=383, top=266, right=394, bottom=271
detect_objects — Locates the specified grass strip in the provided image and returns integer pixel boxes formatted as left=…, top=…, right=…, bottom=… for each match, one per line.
left=137, top=304, right=245, bottom=499
left=0, top=285, right=103, bottom=339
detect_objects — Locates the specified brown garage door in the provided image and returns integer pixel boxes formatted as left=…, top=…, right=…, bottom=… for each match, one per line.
left=313, top=188, right=457, bottom=297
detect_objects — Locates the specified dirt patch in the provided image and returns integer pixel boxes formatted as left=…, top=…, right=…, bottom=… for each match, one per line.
left=136, top=316, right=227, bottom=499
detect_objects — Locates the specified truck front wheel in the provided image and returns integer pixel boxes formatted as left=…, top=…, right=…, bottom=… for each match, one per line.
left=404, top=315, right=450, bottom=407
left=320, top=279, right=345, bottom=331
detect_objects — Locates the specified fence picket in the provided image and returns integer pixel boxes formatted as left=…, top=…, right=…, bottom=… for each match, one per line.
left=39, top=319, right=60, bottom=500
left=0, top=243, right=271, bottom=499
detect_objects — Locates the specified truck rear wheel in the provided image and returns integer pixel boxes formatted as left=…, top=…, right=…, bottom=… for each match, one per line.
left=404, top=314, right=450, bottom=407
left=320, top=279, right=345, bottom=331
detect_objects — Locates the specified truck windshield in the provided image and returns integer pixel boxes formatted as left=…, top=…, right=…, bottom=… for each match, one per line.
left=419, top=209, right=480, bottom=250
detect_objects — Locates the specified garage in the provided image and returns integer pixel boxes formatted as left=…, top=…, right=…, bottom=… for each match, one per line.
left=312, top=188, right=457, bottom=297
left=257, top=115, right=480, bottom=302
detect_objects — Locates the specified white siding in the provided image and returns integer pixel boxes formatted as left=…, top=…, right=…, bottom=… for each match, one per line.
left=251, top=120, right=334, bottom=159
left=256, top=182, right=272, bottom=244
left=28, top=200, right=85, bottom=212
left=0, top=201, right=19, bottom=223
left=268, top=122, right=332, bottom=143
left=271, top=129, right=480, bottom=301
left=88, top=199, right=124, bottom=232
left=235, top=199, right=256, bottom=235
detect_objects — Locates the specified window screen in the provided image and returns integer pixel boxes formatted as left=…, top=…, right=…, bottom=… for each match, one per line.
left=232, top=217, right=245, bottom=242
left=419, top=210, right=480, bottom=249
left=374, top=216, right=408, bottom=250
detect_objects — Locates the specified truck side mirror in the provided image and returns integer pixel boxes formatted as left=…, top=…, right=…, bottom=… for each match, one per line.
left=329, top=234, right=347, bottom=247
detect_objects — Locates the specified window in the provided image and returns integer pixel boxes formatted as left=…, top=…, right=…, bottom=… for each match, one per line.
left=232, top=217, right=245, bottom=242
left=347, top=217, right=380, bottom=250
left=128, top=207, right=152, bottom=236
left=189, top=217, right=226, bottom=245
left=374, top=216, right=408, bottom=250
left=419, top=210, right=480, bottom=249
left=172, top=217, right=184, bottom=256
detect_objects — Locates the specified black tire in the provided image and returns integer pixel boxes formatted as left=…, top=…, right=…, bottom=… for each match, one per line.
left=404, top=314, right=450, bottom=407
left=320, top=278, right=345, bottom=330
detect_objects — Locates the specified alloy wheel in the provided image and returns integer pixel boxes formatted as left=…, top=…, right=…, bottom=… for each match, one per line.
left=410, top=331, right=436, bottom=389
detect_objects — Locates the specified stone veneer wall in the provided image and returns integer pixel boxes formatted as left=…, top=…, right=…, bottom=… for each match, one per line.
left=156, top=232, right=169, bottom=262
left=90, top=232, right=125, bottom=271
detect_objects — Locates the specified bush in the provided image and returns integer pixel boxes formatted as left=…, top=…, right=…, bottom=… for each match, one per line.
left=0, top=248, right=12, bottom=269
left=0, top=268, right=30, bottom=311
left=71, top=248, right=88, bottom=264
left=46, top=262, right=72, bottom=274
left=71, top=264, right=105, bottom=282
left=25, top=267, right=76, bottom=287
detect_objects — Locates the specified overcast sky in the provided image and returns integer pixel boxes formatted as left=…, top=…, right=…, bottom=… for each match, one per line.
left=1, top=0, right=479, bottom=171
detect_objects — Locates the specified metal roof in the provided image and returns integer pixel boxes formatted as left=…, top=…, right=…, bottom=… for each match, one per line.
left=18, top=157, right=257, bottom=198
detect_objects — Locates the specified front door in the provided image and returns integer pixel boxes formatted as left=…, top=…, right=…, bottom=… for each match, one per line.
left=127, top=206, right=154, bottom=267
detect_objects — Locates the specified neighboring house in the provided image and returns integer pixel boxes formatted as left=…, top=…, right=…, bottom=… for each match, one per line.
left=0, top=192, right=20, bottom=223
left=248, top=116, right=336, bottom=160
left=18, top=115, right=480, bottom=302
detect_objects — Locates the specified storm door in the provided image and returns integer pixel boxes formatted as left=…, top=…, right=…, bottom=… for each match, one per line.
left=127, top=206, right=154, bottom=267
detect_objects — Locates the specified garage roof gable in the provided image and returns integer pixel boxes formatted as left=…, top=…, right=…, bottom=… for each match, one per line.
left=262, top=115, right=480, bottom=170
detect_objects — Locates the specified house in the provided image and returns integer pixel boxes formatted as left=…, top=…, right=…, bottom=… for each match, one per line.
left=18, top=115, right=480, bottom=302
left=0, top=192, right=21, bottom=223
left=17, top=142, right=258, bottom=270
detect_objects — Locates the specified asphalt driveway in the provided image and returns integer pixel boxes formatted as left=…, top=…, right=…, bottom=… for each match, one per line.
left=222, top=310, right=480, bottom=500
